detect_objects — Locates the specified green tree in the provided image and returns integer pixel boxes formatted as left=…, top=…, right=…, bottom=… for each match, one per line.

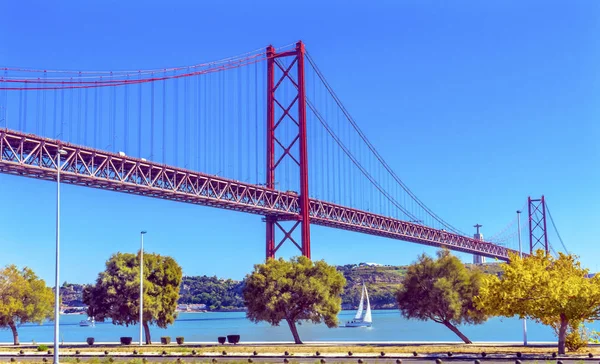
left=396, top=250, right=487, bottom=343
left=83, top=252, right=182, bottom=344
left=0, top=265, right=54, bottom=345
left=243, top=256, right=346, bottom=344
left=476, top=250, right=600, bottom=354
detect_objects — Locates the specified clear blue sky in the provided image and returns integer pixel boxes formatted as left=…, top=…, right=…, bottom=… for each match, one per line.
left=0, top=0, right=598, bottom=284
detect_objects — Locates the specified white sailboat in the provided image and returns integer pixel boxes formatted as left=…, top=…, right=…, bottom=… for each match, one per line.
left=79, top=317, right=95, bottom=327
left=345, top=283, right=372, bottom=327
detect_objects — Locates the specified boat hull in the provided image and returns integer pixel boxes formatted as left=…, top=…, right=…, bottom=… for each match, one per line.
left=345, top=320, right=372, bottom=327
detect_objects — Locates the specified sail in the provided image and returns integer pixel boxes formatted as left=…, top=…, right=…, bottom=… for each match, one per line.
left=363, top=284, right=372, bottom=323
left=354, top=284, right=365, bottom=319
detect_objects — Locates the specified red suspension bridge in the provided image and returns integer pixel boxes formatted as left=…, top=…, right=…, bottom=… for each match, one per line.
left=0, top=41, right=566, bottom=261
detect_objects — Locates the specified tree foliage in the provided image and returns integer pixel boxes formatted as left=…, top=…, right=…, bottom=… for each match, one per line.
left=83, top=252, right=182, bottom=344
left=243, top=256, right=346, bottom=344
left=476, top=250, right=600, bottom=354
left=0, top=265, right=54, bottom=345
left=396, top=250, right=487, bottom=343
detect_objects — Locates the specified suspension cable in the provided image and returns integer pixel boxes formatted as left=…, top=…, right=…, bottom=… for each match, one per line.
left=306, top=51, right=466, bottom=235
left=545, top=202, right=570, bottom=254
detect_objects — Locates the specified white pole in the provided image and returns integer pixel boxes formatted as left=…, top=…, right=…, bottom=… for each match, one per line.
left=517, top=210, right=528, bottom=346
left=139, top=231, right=146, bottom=346
left=54, top=149, right=66, bottom=364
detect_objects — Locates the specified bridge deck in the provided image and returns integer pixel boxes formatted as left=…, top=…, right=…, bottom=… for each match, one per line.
left=0, top=129, right=516, bottom=261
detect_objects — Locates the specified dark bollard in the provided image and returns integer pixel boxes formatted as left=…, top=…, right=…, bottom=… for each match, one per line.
left=396, top=360, right=402, bottom=364
left=448, top=352, right=453, bottom=357
left=515, top=360, right=521, bottom=364
left=481, top=352, right=487, bottom=358
left=436, top=359, right=443, bottom=364
left=248, top=359, right=253, bottom=363
left=474, top=360, right=481, bottom=364
left=357, top=360, right=364, bottom=364
left=516, top=352, right=522, bottom=358
left=283, top=359, right=289, bottom=364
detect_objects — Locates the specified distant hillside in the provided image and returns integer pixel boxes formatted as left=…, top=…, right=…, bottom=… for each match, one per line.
left=60, top=283, right=87, bottom=313
left=60, top=262, right=505, bottom=311
left=337, top=264, right=405, bottom=309
left=179, top=275, right=244, bottom=311
left=338, top=262, right=504, bottom=310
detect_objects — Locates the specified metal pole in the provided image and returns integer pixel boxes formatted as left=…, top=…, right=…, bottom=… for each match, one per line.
left=139, top=231, right=146, bottom=346
left=54, top=149, right=66, bottom=364
left=517, top=210, right=528, bottom=346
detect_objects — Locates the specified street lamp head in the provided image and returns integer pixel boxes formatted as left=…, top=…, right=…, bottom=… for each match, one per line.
left=517, top=210, right=521, bottom=214
left=58, top=149, right=67, bottom=156
left=141, top=231, right=147, bottom=235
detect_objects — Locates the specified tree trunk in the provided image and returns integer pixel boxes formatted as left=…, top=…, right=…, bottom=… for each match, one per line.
left=9, top=322, right=19, bottom=346
left=557, top=314, right=568, bottom=355
left=143, top=321, right=152, bottom=345
left=286, top=318, right=303, bottom=344
left=443, top=321, right=472, bottom=344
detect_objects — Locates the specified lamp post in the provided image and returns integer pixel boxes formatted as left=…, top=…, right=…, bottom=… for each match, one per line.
left=517, top=210, right=528, bottom=346
left=139, top=231, right=147, bottom=346
left=54, top=148, right=67, bottom=364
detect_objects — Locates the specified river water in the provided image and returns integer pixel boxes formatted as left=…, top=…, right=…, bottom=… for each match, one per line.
left=1, top=310, right=596, bottom=344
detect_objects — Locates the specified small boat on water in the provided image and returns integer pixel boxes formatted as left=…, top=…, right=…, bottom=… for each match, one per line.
left=346, top=283, right=372, bottom=327
left=79, top=317, right=95, bottom=327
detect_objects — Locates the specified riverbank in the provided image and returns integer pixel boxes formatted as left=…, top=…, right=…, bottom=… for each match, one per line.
left=0, top=342, right=598, bottom=356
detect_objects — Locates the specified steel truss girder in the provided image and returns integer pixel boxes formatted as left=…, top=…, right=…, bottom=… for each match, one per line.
left=0, top=129, right=299, bottom=217
left=0, top=129, right=517, bottom=261
left=308, top=200, right=518, bottom=261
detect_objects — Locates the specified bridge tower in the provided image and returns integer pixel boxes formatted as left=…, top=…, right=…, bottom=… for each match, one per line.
left=265, top=41, right=311, bottom=260
left=528, top=196, right=549, bottom=254
left=472, top=224, right=486, bottom=264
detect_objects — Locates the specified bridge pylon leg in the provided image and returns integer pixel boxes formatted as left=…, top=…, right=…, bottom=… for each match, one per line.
left=528, top=195, right=549, bottom=255
left=264, top=41, right=311, bottom=260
